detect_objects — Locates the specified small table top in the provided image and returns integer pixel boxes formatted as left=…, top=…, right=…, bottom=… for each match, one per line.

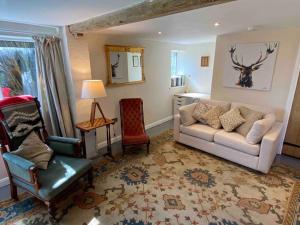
left=76, top=118, right=116, bottom=132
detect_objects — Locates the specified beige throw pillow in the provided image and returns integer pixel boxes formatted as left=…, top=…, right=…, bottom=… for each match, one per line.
left=246, top=113, right=276, bottom=144
left=219, top=108, right=246, bottom=132
left=236, top=106, right=264, bottom=136
left=179, top=103, right=197, bottom=126
left=192, top=102, right=212, bottom=124
left=201, top=105, right=224, bottom=129
left=12, top=132, right=54, bottom=169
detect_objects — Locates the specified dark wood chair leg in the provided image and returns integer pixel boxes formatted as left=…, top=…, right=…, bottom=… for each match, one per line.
left=122, top=145, right=126, bottom=156
left=88, top=169, right=94, bottom=188
left=147, top=142, right=150, bottom=155
left=47, top=201, right=57, bottom=221
left=10, top=183, right=18, bottom=201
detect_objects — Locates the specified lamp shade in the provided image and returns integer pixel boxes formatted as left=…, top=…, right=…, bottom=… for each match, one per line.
left=81, top=80, right=107, bottom=99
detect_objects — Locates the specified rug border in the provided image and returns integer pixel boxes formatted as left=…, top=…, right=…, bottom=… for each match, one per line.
left=283, top=181, right=300, bottom=225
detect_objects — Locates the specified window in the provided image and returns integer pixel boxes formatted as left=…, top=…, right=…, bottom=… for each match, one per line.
left=170, top=50, right=185, bottom=87
left=0, top=39, right=38, bottom=99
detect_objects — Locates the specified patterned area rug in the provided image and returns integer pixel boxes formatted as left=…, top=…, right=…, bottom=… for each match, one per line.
left=1, top=130, right=299, bottom=225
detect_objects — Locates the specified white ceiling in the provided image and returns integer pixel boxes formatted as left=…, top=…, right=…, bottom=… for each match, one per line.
left=99, top=0, right=300, bottom=44
left=0, top=0, right=144, bottom=25
left=0, top=0, right=300, bottom=44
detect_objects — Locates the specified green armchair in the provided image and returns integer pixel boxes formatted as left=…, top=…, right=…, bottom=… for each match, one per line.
left=0, top=96, right=93, bottom=220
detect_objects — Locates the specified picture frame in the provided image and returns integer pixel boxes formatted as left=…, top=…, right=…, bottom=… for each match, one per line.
left=201, top=56, right=209, bottom=67
left=223, top=42, right=279, bottom=91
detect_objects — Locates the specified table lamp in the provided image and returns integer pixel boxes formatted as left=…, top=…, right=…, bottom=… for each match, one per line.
left=81, top=80, right=107, bottom=124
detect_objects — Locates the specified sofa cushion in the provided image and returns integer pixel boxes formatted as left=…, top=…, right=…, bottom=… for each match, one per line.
left=179, top=103, right=197, bottom=126
left=192, top=102, right=213, bottom=124
left=214, top=130, right=260, bottom=156
left=199, top=99, right=231, bottom=112
left=201, top=105, right=224, bottom=129
left=236, top=106, right=264, bottom=136
left=246, top=113, right=276, bottom=144
left=12, top=132, right=53, bottom=170
left=13, top=155, right=92, bottom=201
left=180, top=123, right=219, bottom=142
left=219, top=108, right=246, bottom=132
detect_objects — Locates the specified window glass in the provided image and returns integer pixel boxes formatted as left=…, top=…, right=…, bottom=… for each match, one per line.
left=171, top=50, right=185, bottom=87
left=0, top=40, right=38, bottom=99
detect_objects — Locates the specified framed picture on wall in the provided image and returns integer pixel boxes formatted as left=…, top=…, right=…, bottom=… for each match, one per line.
left=132, top=55, right=140, bottom=67
left=201, top=56, right=209, bottom=67
left=223, top=42, right=279, bottom=91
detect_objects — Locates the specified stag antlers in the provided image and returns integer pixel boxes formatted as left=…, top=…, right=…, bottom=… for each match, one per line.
left=249, top=43, right=278, bottom=68
left=229, top=43, right=278, bottom=68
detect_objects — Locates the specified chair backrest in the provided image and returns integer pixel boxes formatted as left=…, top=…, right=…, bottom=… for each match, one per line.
left=119, top=98, right=146, bottom=137
left=0, top=95, right=47, bottom=151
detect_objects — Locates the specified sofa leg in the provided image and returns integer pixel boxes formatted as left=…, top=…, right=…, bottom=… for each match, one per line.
left=88, top=169, right=94, bottom=188
left=147, top=142, right=150, bottom=155
left=10, top=183, right=18, bottom=201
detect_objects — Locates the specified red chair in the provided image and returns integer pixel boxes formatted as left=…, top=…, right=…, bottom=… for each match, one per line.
left=120, top=98, right=150, bottom=155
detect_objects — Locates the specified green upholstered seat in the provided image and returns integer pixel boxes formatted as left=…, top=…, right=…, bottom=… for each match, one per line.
left=13, top=155, right=92, bottom=201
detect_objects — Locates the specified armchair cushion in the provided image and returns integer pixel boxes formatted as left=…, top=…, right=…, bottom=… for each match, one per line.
left=46, top=136, right=81, bottom=157
left=12, top=132, right=53, bottom=169
left=13, top=155, right=92, bottom=201
left=3, top=152, right=36, bottom=182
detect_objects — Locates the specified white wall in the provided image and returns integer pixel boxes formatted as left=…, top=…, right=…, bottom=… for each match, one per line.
left=184, top=42, right=215, bottom=94
left=65, top=32, right=186, bottom=144
left=211, top=28, right=300, bottom=121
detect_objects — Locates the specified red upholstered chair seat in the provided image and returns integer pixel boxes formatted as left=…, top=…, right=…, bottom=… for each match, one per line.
left=123, top=134, right=150, bottom=145
left=120, top=98, right=150, bottom=154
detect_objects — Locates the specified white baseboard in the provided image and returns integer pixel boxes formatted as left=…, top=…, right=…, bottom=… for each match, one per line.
left=97, top=115, right=173, bottom=149
left=0, top=177, right=9, bottom=188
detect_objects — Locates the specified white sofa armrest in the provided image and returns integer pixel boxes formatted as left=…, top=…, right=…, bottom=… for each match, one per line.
left=174, top=114, right=181, bottom=141
left=257, top=122, right=283, bottom=173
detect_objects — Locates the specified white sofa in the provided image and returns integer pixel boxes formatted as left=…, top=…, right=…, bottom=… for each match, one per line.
left=174, top=99, right=283, bottom=173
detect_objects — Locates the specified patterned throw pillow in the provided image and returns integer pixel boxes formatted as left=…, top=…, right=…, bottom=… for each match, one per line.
left=12, top=132, right=54, bottom=169
left=219, top=108, right=246, bottom=132
left=236, top=106, right=264, bottom=136
left=201, top=105, right=225, bottom=129
left=192, top=102, right=213, bottom=124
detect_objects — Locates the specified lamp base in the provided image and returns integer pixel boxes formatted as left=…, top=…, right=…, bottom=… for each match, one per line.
left=90, top=101, right=107, bottom=125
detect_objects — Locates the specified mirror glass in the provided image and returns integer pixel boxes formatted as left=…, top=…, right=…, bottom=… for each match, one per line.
left=105, top=45, right=145, bottom=86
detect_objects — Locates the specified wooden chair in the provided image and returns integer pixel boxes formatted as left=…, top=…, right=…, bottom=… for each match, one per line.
left=0, top=95, right=93, bottom=220
left=119, top=98, right=150, bottom=155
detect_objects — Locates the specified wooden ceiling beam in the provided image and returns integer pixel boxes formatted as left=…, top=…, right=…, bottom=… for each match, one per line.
left=68, top=0, right=236, bottom=33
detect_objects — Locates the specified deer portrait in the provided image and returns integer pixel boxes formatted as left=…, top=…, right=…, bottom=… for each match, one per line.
left=229, top=43, right=278, bottom=88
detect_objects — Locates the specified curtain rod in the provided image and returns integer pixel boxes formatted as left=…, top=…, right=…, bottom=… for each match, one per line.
left=0, top=28, right=59, bottom=37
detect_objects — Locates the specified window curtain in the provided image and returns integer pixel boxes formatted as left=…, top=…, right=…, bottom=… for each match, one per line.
left=33, top=36, right=75, bottom=137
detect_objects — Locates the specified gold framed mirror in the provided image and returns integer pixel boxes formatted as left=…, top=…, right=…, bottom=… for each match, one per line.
left=105, top=45, right=145, bottom=86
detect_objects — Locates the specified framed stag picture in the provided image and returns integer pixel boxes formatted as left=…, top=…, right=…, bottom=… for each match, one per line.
left=223, top=42, right=279, bottom=91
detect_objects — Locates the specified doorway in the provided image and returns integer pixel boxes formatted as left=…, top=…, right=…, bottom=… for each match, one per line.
left=283, top=72, right=300, bottom=158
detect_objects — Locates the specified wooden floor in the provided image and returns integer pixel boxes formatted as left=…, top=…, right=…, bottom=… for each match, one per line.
left=0, top=119, right=299, bottom=201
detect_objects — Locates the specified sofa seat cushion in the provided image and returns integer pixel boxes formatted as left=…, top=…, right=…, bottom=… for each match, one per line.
left=214, top=130, right=260, bottom=156
left=180, top=123, right=219, bottom=142
left=123, top=133, right=149, bottom=145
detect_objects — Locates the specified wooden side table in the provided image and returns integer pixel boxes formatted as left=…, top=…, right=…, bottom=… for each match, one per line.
left=76, top=118, right=117, bottom=159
